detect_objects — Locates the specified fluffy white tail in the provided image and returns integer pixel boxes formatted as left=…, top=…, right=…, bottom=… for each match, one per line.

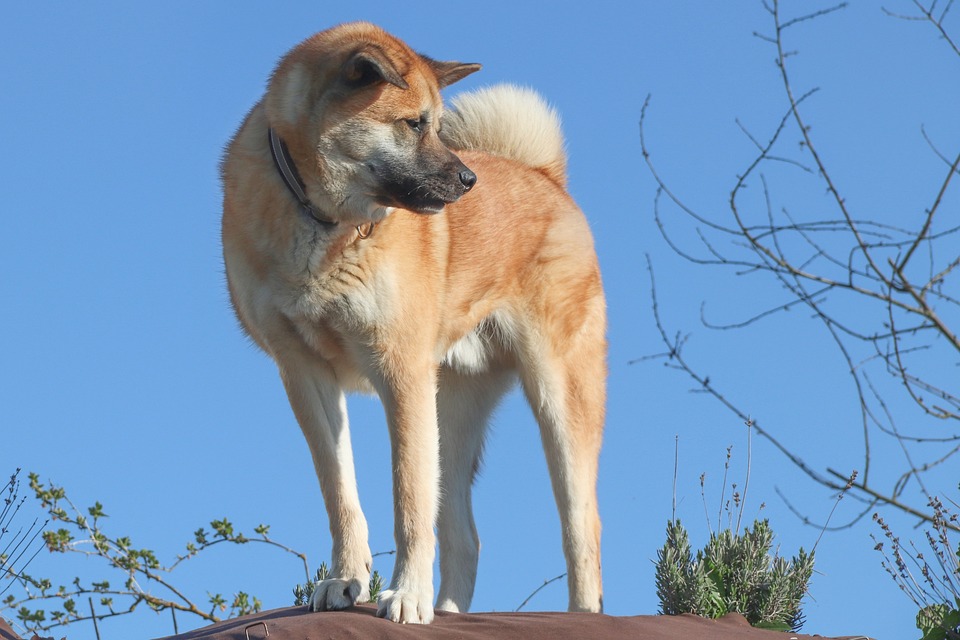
left=441, top=84, right=567, bottom=187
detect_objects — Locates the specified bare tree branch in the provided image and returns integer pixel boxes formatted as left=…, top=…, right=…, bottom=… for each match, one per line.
left=639, top=0, right=959, bottom=530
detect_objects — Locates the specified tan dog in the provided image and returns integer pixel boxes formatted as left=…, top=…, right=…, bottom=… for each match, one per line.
left=221, top=22, right=606, bottom=624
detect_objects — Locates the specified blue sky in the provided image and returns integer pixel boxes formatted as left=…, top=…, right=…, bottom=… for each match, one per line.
left=2, top=2, right=958, bottom=639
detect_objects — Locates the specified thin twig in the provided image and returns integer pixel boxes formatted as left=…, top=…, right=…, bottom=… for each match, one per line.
left=514, top=573, right=566, bottom=612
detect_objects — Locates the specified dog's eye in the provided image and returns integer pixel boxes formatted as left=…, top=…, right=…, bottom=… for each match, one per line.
left=405, top=117, right=427, bottom=134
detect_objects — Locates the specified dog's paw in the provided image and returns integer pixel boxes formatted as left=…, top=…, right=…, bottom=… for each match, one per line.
left=308, top=577, right=369, bottom=612
left=376, top=588, right=434, bottom=624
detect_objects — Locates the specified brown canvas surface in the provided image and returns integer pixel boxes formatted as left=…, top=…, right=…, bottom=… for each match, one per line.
left=0, top=619, right=21, bottom=640
left=0, top=607, right=872, bottom=640
left=143, top=605, right=871, bottom=640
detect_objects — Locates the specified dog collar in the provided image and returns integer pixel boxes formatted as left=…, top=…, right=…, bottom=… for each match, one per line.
left=267, top=127, right=339, bottom=227
left=267, top=128, right=375, bottom=238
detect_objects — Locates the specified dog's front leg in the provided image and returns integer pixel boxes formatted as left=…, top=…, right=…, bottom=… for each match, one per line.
left=375, top=366, right=440, bottom=624
left=278, top=356, right=372, bottom=611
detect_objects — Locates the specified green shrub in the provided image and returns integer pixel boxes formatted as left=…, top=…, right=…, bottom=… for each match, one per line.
left=655, top=518, right=814, bottom=631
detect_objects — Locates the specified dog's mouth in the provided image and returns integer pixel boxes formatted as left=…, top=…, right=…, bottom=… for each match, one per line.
left=407, top=201, right=447, bottom=215
left=369, top=161, right=477, bottom=215
left=376, top=181, right=470, bottom=215
left=380, top=191, right=453, bottom=215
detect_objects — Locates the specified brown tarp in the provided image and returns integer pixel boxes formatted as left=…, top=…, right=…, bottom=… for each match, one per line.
left=0, top=619, right=21, bottom=640
left=148, top=605, right=871, bottom=640
left=1, top=607, right=872, bottom=640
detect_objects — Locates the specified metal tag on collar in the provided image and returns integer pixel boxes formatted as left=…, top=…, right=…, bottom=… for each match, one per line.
left=356, top=222, right=375, bottom=239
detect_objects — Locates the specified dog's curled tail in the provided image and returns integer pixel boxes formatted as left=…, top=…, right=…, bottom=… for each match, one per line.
left=441, top=84, right=568, bottom=187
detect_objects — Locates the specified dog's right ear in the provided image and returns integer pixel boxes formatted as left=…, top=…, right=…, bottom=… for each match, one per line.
left=425, top=58, right=482, bottom=88
left=342, top=46, right=409, bottom=90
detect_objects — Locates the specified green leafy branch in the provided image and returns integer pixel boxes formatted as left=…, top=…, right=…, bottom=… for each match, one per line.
left=1, top=473, right=311, bottom=634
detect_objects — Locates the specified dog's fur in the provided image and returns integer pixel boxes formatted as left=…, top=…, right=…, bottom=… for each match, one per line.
left=221, top=22, right=606, bottom=624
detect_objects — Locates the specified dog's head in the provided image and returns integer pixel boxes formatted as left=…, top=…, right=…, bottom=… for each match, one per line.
left=264, top=23, right=480, bottom=224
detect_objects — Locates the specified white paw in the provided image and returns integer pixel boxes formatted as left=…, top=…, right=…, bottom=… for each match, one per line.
left=435, top=598, right=462, bottom=613
left=308, top=577, right=369, bottom=612
left=376, top=588, right=434, bottom=624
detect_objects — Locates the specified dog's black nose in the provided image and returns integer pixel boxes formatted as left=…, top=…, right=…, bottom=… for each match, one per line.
left=459, top=169, right=477, bottom=190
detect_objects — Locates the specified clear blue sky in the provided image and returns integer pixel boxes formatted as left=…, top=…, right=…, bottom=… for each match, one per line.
left=3, top=2, right=958, bottom=639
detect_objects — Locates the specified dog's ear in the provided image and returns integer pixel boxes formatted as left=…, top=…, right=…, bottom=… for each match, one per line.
left=423, top=57, right=481, bottom=88
left=342, top=46, right=409, bottom=90
left=267, top=62, right=313, bottom=126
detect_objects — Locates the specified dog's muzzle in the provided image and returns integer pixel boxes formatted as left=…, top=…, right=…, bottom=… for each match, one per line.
left=376, top=156, right=478, bottom=214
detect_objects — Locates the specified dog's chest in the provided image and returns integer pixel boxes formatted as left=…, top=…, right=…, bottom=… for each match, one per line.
left=265, top=266, right=386, bottom=392
left=282, top=249, right=394, bottom=344
left=294, top=258, right=389, bottom=323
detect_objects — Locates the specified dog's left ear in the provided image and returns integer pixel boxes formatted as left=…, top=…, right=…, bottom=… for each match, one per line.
left=343, top=46, right=410, bottom=90
left=424, top=57, right=482, bottom=88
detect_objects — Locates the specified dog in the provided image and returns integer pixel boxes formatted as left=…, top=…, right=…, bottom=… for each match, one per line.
left=221, top=22, right=606, bottom=624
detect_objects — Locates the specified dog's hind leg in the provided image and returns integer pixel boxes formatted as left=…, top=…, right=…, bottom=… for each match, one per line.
left=278, top=356, right=372, bottom=611
left=435, top=366, right=515, bottom=613
left=519, top=317, right=606, bottom=613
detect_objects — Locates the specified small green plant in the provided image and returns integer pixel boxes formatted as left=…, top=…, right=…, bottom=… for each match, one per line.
left=873, top=491, right=960, bottom=640
left=292, top=563, right=385, bottom=606
left=655, top=517, right=814, bottom=631
left=654, top=431, right=839, bottom=632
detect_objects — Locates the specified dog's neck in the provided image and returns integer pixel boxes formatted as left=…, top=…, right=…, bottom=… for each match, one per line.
left=267, top=128, right=377, bottom=240
left=267, top=127, right=338, bottom=227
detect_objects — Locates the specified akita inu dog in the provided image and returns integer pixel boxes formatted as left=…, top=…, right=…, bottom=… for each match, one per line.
left=221, top=22, right=606, bottom=624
